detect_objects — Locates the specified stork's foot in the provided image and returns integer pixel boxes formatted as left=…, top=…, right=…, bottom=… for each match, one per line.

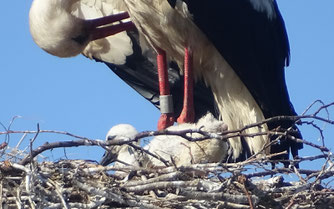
left=158, top=113, right=175, bottom=130
left=177, top=108, right=195, bottom=124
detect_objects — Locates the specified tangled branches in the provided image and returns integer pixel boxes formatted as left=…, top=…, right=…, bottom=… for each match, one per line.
left=0, top=101, right=333, bottom=208
left=1, top=157, right=334, bottom=208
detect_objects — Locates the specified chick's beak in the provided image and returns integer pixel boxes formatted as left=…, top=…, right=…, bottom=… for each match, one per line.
left=100, top=150, right=118, bottom=166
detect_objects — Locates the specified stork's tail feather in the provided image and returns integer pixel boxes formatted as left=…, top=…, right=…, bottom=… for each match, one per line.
left=269, top=120, right=303, bottom=168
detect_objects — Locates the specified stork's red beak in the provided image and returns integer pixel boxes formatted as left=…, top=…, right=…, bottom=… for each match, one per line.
left=87, top=12, right=136, bottom=41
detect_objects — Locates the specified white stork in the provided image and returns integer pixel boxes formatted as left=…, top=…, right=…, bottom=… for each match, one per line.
left=108, top=0, right=303, bottom=161
left=29, top=0, right=302, bottom=162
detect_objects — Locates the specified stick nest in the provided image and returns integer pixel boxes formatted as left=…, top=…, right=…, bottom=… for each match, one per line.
left=1, top=101, right=334, bottom=208
left=1, top=152, right=334, bottom=208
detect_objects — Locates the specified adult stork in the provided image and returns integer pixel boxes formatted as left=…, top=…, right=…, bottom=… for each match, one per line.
left=113, top=0, right=303, bottom=161
left=29, top=0, right=302, bottom=162
left=28, top=0, right=217, bottom=123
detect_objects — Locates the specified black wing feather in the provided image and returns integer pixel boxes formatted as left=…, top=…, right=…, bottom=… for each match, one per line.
left=183, top=0, right=302, bottom=160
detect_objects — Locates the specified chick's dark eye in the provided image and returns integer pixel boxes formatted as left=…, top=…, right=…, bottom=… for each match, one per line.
left=107, top=135, right=116, bottom=141
left=72, top=34, right=88, bottom=45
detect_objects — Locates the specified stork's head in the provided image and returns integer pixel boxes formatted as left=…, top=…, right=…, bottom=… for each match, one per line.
left=29, top=0, right=92, bottom=57
left=100, top=124, right=138, bottom=166
left=29, top=0, right=134, bottom=60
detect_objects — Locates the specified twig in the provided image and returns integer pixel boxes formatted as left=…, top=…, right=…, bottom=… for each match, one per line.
left=29, top=124, right=40, bottom=164
left=237, top=175, right=254, bottom=209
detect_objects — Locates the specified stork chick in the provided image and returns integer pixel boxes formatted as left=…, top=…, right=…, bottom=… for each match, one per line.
left=100, top=113, right=229, bottom=169
left=145, top=112, right=229, bottom=167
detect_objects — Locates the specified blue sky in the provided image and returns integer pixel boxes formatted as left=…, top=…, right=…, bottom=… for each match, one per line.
left=1, top=0, right=333, bottom=169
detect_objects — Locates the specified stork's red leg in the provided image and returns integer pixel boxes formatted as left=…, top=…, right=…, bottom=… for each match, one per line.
left=177, top=47, right=195, bottom=124
left=157, top=48, right=175, bottom=130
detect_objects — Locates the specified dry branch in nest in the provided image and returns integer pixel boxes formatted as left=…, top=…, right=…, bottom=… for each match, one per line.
left=0, top=101, right=334, bottom=208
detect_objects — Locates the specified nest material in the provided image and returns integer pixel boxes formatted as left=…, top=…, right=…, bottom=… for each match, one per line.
left=1, top=101, right=334, bottom=208
left=1, top=158, right=334, bottom=209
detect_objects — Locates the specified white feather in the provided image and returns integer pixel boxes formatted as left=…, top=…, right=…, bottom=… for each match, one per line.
left=249, top=0, right=276, bottom=20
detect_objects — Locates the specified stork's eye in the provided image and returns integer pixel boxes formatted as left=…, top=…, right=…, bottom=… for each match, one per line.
left=72, top=34, right=88, bottom=45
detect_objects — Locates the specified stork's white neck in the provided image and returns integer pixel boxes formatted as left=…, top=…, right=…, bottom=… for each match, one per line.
left=32, top=0, right=77, bottom=16
left=29, top=0, right=88, bottom=57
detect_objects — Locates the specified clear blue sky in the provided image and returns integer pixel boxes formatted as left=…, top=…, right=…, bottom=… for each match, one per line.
left=1, top=1, right=333, bottom=166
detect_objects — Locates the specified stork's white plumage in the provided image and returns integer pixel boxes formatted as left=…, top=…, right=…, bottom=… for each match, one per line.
left=29, top=0, right=134, bottom=64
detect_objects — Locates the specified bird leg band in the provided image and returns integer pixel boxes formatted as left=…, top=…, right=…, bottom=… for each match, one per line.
left=160, top=95, right=174, bottom=114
